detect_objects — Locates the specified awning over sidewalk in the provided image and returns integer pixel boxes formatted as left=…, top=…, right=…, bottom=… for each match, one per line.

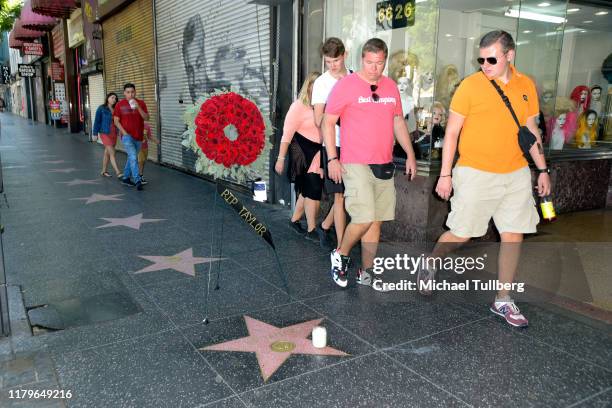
left=8, top=31, right=24, bottom=49
left=12, top=18, right=45, bottom=41
left=12, top=19, right=45, bottom=41
left=20, top=0, right=58, bottom=31
left=31, top=0, right=78, bottom=19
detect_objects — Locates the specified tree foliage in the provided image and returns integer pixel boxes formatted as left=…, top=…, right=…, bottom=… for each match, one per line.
left=0, top=0, right=22, bottom=35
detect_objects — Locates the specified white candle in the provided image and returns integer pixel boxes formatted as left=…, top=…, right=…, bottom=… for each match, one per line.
left=312, top=326, right=327, bottom=348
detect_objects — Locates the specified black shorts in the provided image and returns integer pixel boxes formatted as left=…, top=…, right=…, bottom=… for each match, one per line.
left=295, top=172, right=323, bottom=201
left=320, top=147, right=344, bottom=194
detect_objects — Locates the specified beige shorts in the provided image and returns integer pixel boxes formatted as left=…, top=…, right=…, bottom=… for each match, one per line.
left=446, top=166, right=539, bottom=238
left=343, top=163, right=396, bottom=224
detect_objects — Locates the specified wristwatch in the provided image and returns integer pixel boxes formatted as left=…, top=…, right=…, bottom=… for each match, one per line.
left=538, top=168, right=550, bottom=174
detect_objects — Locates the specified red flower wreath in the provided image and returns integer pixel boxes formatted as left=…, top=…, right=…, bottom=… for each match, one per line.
left=194, top=93, right=266, bottom=168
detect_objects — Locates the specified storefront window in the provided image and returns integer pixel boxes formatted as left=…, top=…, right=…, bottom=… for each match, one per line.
left=325, top=0, right=439, bottom=162
left=320, top=0, right=612, bottom=167
left=549, top=1, right=612, bottom=152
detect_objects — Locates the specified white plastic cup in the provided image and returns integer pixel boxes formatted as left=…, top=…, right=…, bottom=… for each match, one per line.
left=129, top=99, right=138, bottom=110
left=253, top=181, right=267, bottom=202
left=312, top=326, right=327, bottom=348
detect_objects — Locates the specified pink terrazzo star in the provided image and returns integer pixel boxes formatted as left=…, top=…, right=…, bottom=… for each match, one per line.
left=49, top=167, right=79, bottom=173
left=70, top=193, right=124, bottom=204
left=201, top=316, right=348, bottom=381
left=134, top=248, right=223, bottom=277
left=97, top=213, right=165, bottom=230
left=57, top=179, right=101, bottom=186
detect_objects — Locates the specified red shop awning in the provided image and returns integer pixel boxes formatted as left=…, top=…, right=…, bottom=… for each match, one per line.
left=9, top=31, right=24, bottom=49
left=20, top=0, right=58, bottom=31
left=12, top=19, right=45, bottom=41
left=31, top=0, right=78, bottom=19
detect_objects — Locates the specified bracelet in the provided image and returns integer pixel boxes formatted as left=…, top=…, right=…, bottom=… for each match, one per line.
left=327, top=157, right=338, bottom=163
left=439, top=174, right=451, bottom=177
left=538, top=168, right=550, bottom=174
left=277, top=156, right=285, bottom=161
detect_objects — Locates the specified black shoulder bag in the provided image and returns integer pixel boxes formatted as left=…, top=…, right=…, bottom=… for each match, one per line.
left=489, top=79, right=536, bottom=157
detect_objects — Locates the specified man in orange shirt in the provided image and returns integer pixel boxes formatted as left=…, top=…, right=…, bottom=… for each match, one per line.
left=417, top=31, right=551, bottom=327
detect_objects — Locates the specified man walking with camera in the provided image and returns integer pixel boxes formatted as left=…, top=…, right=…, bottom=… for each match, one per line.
left=417, top=31, right=551, bottom=327
left=323, top=38, right=417, bottom=290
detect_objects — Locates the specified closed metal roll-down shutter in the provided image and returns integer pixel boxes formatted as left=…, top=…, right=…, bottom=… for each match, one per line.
left=102, top=0, right=158, bottom=162
left=88, top=73, right=105, bottom=143
left=155, top=0, right=272, bottom=184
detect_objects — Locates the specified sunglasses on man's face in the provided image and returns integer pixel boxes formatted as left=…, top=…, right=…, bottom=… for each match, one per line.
left=477, top=56, right=502, bottom=65
left=370, top=84, right=380, bottom=102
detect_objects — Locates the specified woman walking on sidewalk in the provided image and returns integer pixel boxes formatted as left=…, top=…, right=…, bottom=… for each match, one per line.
left=93, top=93, right=122, bottom=178
left=275, top=72, right=329, bottom=247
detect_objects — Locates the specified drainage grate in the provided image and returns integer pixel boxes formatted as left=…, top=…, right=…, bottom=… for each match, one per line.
left=26, top=291, right=142, bottom=334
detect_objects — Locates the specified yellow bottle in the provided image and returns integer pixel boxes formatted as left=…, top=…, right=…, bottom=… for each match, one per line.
left=540, top=195, right=556, bottom=222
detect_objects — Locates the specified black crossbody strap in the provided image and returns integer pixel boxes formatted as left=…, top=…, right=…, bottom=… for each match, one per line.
left=488, top=79, right=520, bottom=129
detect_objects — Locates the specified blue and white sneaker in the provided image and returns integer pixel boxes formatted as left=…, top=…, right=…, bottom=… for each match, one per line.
left=330, top=249, right=350, bottom=288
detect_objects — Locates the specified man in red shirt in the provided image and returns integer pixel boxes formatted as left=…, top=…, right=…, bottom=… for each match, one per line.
left=113, top=83, right=150, bottom=190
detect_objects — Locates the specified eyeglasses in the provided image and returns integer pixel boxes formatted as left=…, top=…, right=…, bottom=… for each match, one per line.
left=370, top=84, right=380, bottom=102
left=477, top=57, right=500, bottom=65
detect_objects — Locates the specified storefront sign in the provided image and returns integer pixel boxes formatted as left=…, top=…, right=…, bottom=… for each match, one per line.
left=23, top=43, right=44, bottom=56
left=67, top=8, right=85, bottom=48
left=376, top=0, right=415, bottom=30
left=18, top=64, right=36, bottom=78
left=49, top=99, right=62, bottom=120
left=51, top=62, right=65, bottom=81
left=52, top=24, right=65, bottom=61
left=1, top=66, right=10, bottom=84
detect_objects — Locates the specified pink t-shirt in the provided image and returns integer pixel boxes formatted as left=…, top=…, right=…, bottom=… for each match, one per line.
left=325, top=73, right=402, bottom=164
left=281, top=100, right=321, bottom=174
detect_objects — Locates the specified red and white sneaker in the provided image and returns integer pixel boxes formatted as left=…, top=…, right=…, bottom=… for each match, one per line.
left=490, top=300, right=529, bottom=328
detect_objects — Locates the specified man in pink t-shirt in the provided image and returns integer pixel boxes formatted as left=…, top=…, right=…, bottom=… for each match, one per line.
left=322, top=38, right=417, bottom=290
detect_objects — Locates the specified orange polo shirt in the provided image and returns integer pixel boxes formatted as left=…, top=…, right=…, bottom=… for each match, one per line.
left=450, top=65, right=539, bottom=173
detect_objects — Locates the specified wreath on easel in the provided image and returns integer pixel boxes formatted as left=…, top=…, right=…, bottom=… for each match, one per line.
left=182, top=90, right=273, bottom=182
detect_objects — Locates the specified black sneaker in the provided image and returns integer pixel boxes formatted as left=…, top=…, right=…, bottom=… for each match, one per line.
left=330, top=249, right=350, bottom=288
left=140, top=176, right=148, bottom=185
left=316, top=224, right=334, bottom=250
left=305, top=229, right=318, bottom=242
left=136, top=181, right=143, bottom=191
left=120, top=177, right=135, bottom=187
left=290, top=220, right=306, bottom=235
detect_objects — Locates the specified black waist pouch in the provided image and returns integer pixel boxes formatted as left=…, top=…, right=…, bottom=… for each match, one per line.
left=369, top=162, right=396, bottom=180
left=518, top=126, right=537, bottom=156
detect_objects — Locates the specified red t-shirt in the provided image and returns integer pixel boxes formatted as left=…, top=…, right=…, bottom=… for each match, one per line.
left=113, top=98, right=148, bottom=141
left=325, top=73, right=403, bottom=164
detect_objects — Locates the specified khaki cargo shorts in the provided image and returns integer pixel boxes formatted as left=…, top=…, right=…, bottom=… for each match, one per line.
left=343, top=163, right=396, bottom=224
left=446, top=166, right=539, bottom=238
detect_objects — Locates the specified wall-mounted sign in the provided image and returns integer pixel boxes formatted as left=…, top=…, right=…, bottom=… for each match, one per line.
left=18, top=64, right=36, bottom=78
left=376, top=0, right=415, bottom=31
left=49, top=99, right=62, bottom=121
left=51, top=62, right=65, bottom=81
left=67, top=8, right=85, bottom=48
left=1, top=66, right=10, bottom=84
left=23, top=43, right=44, bottom=56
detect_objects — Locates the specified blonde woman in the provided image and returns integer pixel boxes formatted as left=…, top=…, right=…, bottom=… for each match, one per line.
left=275, top=72, right=327, bottom=246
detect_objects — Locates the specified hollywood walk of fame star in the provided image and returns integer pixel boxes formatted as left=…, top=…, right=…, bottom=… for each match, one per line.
left=44, top=160, right=67, bottom=164
left=71, top=193, right=124, bottom=204
left=49, top=167, right=79, bottom=173
left=57, top=179, right=101, bottom=186
left=96, top=213, right=165, bottom=230
left=134, top=248, right=224, bottom=277
left=201, top=316, right=349, bottom=381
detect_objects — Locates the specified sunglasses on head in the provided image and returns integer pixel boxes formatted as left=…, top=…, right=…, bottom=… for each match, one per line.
left=370, top=84, right=379, bottom=102
left=477, top=56, right=500, bottom=65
